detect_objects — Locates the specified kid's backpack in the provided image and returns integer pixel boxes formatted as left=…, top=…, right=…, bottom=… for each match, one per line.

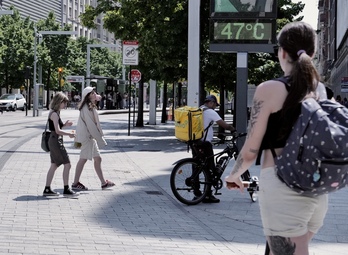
left=274, top=97, right=348, bottom=197
left=174, top=106, right=204, bottom=142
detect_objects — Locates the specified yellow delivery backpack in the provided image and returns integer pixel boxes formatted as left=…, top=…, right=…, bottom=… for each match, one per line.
left=174, top=106, right=204, bottom=142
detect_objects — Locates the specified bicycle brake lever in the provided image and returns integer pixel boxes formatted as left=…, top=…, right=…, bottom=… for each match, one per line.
left=217, top=133, right=225, bottom=140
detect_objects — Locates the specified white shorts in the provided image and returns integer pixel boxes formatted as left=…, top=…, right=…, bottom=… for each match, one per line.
left=80, top=138, right=100, bottom=160
left=258, top=167, right=328, bottom=237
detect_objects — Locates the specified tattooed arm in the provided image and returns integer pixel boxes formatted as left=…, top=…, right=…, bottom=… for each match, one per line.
left=225, top=80, right=285, bottom=191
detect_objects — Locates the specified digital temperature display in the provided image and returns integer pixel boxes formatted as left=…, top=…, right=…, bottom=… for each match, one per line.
left=212, top=20, right=275, bottom=43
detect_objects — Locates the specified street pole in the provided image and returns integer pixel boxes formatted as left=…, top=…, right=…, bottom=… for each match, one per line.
left=87, top=46, right=91, bottom=87
left=31, top=30, right=77, bottom=116
left=128, top=66, right=132, bottom=136
left=235, top=52, right=248, bottom=149
left=86, top=43, right=118, bottom=88
left=38, top=36, right=43, bottom=85
left=187, top=0, right=200, bottom=107
left=33, top=27, right=38, bottom=117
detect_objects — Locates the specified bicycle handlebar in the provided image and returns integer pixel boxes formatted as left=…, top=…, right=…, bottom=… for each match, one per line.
left=214, top=132, right=247, bottom=145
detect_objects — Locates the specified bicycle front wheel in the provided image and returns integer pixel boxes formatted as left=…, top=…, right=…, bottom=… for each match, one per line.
left=170, top=159, right=210, bottom=205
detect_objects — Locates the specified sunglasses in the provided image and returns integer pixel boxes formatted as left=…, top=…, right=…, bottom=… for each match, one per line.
left=273, top=45, right=280, bottom=57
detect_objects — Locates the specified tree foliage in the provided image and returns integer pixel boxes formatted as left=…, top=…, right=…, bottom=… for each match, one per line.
left=0, top=7, right=34, bottom=93
left=0, top=7, right=122, bottom=96
left=0, top=0, right=306, bottom=99
left=80, top=0, right=305, bottom=96
left=81, top=0, right=188, bottom=82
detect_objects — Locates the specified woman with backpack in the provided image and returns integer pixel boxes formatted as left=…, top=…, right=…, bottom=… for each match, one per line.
left=225, top=21, right=328, bottom=255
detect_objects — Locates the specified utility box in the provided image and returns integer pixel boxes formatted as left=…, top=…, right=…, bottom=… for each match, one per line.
left=37, top=83, right=44, bottom=116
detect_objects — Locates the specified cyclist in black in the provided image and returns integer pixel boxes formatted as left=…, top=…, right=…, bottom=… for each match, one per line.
left=194, top=95, right=235, bottom=203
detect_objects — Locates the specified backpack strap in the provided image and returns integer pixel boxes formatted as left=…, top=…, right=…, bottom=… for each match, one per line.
left=274, top=76, right=291, bottom=91
left=256, top=150, right=262, bottom=165
left=200, top=106, right=214, bottom=142
left=186, top=121, right=213, bottom=152
left=202, top=121, right=214, bottom=141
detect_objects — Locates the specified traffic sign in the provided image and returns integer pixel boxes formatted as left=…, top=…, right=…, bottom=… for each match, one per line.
left=123, top=41, right=139, bottom=65
left=66, top=76, right=84, bottom=83
left=341, top=77, right=348, bottom=92
left=129, top=69, right=142, bottom=83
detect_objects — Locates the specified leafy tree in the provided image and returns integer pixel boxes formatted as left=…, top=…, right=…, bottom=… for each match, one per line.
left=80, top=0, right=188, bottom=123
left=0, top=6, right=123, bottom=110
left=65, top=36, right=122, bottom=94
left=66, top=37, right=88, bottom=80
left=80, top=0, right=304, bottom=88
left=0, top=7, right=34, bottom=93
left=36, top=11, right=73, bottom=107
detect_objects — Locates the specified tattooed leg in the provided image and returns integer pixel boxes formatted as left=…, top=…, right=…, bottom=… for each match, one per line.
left=268, top=236, right=296, bottom=255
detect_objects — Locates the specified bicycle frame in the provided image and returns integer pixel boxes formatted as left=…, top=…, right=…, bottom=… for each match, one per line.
left=170, top=132, right=259, bottom=205
left=181, top=133, right=246, bottom=191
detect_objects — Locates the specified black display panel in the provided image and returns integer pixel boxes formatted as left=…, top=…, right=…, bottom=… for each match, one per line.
left=211, top=19, right=275, bottom=44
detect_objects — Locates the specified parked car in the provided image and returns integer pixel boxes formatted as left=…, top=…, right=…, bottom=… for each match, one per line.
left=0, top=94, right=26, bottom=111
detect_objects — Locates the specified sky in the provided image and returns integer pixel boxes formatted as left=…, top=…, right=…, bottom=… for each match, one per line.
left=292, top=0, right=319, bottom=29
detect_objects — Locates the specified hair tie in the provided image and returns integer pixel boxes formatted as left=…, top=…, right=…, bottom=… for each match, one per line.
left=297, top=50, right=306, bottom=56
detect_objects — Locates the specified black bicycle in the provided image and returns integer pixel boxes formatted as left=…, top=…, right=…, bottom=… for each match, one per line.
left=170, top=132, right=259, bottom=205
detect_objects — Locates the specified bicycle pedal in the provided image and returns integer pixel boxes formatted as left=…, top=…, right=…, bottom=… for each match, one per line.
left=215, top=192, right=222, bottom=195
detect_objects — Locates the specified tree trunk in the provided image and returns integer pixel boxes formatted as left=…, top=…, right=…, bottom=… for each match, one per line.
left=177, top=82, right=182, bottom=107
left=135, top=76, right=144, bottom=127
left=218, top=80, right=225, bottom=133
left=161, top=81, right=168, bottom=123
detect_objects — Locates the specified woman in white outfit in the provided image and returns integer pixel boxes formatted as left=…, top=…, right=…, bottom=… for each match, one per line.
left=72, top=87, right=115, bottom=190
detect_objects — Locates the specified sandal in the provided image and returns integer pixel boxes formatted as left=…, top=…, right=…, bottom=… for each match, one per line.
left=101, top=180, right=115, bottom=189
left=72, top=182, right=88, bottom=191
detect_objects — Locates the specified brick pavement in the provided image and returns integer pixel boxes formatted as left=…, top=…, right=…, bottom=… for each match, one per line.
left=0, top=109, right=347, bottom=254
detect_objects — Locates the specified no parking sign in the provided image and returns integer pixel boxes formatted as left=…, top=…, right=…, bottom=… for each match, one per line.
left=122, top=41, right=139, bottom=65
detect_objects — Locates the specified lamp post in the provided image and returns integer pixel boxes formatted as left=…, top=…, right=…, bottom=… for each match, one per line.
left=86, top=44, right=118, bottom=87
left=0, top=10, right=13, bottom=15
left=32, top=30, right=77, bottom=117
left=32, top=27, right=40, bottom=117
left=0, top=2, right=13, bottom=15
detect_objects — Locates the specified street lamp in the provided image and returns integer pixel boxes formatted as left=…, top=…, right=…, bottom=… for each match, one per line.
left=86, top=43, right=118, bottom=87
left=0, top=10, right=13, bottom=15
left=32, top=30, right=77, bottom=117
left=0, top=2, right=13, bottom=15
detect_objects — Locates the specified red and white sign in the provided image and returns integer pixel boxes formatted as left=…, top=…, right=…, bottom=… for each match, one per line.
left=129, top=69, right=142, bottom=83
left=341, top=77, right=348, bottom=93
left=122, top=41, right=139, bottom=65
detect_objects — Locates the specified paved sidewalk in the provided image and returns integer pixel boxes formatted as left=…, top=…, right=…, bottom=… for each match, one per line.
left=0, top=110, right=347, bottom=254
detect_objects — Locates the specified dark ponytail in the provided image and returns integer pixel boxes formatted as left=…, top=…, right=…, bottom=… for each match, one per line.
left=278, top=22, right=320, bottom=110
left=277, top=22, right=320, bottom=139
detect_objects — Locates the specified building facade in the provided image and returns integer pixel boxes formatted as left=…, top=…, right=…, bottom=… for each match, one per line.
left=317, top=0, right=348, bottom=99
left=1, top=0, right=115, bottom=44
left=2, top=0, right=62, bottom=24
left=62, top=0, right=115, bottom=44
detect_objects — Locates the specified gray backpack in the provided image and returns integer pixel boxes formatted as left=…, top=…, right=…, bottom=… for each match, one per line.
left=274, top=98, right=348, bottom=197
